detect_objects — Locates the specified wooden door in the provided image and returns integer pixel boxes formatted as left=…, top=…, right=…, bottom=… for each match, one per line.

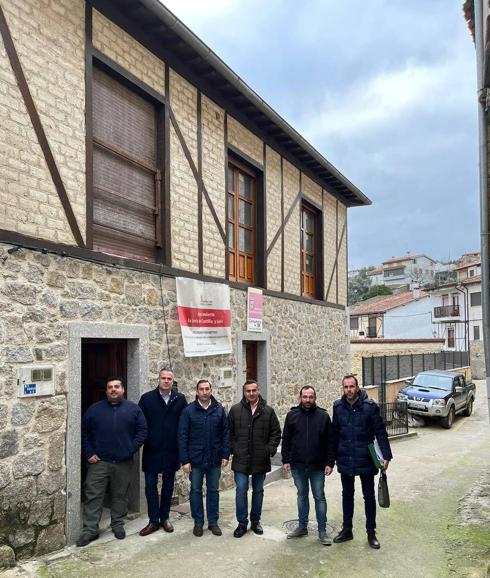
left=81, top=339, right=127, bottom=415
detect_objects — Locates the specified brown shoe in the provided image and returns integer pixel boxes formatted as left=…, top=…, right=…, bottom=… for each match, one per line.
left=139, top=522, right=160, bottom=536
left=193, top=525, right=203, bottom=537
left=208, top=525, right=222, bottom=536
left=160, top=519, right=174, bottom=533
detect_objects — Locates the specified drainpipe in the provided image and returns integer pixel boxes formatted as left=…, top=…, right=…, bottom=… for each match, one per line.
left=474, top=0, right=490, bottom=420
left=456, top=284, right=469, bottom=359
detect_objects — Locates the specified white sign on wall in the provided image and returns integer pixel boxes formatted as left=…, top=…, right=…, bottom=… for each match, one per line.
left=176, top=277, right=232, bottom=357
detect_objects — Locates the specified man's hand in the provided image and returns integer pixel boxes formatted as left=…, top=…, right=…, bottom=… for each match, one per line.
left=88, top=455, right=100, bottom=464
left=325, top=466, right=333, bottom=476
left=221, top=459, right=229, bottom=468
left=283, top=463, right=291, bottom=474
left=382, top=460, right=390, bottom=472
left=182, top=463, right=191, bottom=474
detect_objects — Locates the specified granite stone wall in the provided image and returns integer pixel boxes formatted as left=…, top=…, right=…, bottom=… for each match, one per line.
left=0, top=244, right=348, bottom=559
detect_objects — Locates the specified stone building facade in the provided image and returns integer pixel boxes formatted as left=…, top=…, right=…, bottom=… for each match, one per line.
left=0, top=0, right=369, bottom=559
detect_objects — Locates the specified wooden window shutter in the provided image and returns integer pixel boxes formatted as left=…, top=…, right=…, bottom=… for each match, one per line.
left=92, top=67, right=159, bottom=262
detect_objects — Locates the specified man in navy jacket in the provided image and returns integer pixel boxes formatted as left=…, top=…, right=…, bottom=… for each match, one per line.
left=332, top=374, right=392, bottom=549
left=178, top=379, right=230, bottom=537
left=77, top=377, right=147, bottom=547
left=138, top=368, right=187, bottom=536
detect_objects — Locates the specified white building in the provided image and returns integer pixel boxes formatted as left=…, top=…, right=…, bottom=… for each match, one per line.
left=381, top=253, right=437, bottom=289
left=350, top=290, right=433, bottom=340
left=428, top=259, right=481, bottom=351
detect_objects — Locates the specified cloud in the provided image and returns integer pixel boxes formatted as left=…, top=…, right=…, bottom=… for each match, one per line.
left=301, top=57, right=475, bottom=141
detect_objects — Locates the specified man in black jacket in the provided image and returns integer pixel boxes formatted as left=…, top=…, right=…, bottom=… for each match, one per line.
left=332, top=374, right=392, bottom=549
left=138, top=368, right=187, bottom=536
left=228, top=380, right=281, bottom=538
left=282, top=386, right=335, bottom=546
left=77, top=377, right=147, bottom=547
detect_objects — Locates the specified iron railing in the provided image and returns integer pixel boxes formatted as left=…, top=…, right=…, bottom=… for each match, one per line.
left=362, top=350, right=469, bottom=389
left=379, top=401, right=408, bottom=437
left=433, top=305, right=460, bottom=318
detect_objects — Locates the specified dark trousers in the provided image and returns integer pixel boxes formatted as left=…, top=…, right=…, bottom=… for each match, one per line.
left=81, top=460, right=132, bottom=537
left=340, top=473, right=376, bottom=532
left=144, top=471, right=175, bottom=524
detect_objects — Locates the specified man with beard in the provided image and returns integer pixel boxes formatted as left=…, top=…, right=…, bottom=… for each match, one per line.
left=282, top=386, right=335, bottom=546
left=78, top=377, right=147, bottom=546
left=332, top=374, right=392, bottom=549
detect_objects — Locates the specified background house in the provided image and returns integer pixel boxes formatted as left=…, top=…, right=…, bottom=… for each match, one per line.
left=0, top=0, right=369, bottom=558
left=381, top=253, right=436, bottom=289
left=350, top=289, right=432, bottom=339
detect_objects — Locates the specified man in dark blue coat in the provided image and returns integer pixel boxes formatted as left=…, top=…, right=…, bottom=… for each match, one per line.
left=77, top=377, right=147, bottom=546
left=332, top=374, right=392, bottom=549
left=138, top=367, right=187, bottom=536
left=178, top=379, right=230, bottom=537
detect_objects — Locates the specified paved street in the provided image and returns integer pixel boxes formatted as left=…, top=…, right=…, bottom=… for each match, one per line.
left=4, top=381, right=490, bottom=578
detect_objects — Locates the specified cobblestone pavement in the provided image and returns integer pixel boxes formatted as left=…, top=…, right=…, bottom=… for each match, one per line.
left=3, top=381, right=490, bottom=578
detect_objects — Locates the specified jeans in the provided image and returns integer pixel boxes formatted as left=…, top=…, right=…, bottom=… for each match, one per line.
left=340, top=473, right=376, bottom=532
left=81, top=460, right=132, bottom=536
left=291, top=468, right=327, bottom=532
left=234, top=471, right=266, bottom=526
left=189, top=466, right=221, bottom=526
left=144, top=472, right=175, bottom=524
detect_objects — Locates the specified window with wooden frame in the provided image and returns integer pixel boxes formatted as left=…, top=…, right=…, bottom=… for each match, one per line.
left=91, top=66, right=163, bottom=262
left=227, top=159, right=257, bottom=285
left=300, top=201, right=322, bottom=299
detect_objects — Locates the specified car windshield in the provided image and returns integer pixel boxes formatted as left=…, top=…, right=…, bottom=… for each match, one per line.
left=412, top=374, right=453, bottom=391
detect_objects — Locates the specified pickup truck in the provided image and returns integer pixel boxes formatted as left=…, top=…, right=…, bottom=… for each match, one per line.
left=397, top=370, right=476, bottom=429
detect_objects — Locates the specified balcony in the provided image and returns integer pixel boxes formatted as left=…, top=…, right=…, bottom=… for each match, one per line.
left=433, top=305, right=460, bottom=318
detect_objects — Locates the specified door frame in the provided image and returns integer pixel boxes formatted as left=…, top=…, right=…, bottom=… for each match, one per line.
left=66, top=323, right=148, bottom=544
left=236, top=330, right=270, bottom=402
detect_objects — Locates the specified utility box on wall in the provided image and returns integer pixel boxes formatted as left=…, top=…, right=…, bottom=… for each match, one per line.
left=17, top=365, right=55, bottom=397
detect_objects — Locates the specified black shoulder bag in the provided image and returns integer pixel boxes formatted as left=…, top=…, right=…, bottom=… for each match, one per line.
left=378, top=471, right=390, bottom=508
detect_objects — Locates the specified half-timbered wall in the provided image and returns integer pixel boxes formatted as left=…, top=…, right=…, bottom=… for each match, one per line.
left=0, top=0, right=86, bottom=246
left=0, top=0, right=353, bottom=560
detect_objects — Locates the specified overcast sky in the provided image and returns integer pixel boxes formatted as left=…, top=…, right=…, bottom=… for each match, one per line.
left=162, top=0, right=479, bottom=270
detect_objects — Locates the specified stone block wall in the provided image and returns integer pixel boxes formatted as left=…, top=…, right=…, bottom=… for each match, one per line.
left=0, top=0, right=85, bottom=245
left=0, top=244, right=349, bottom=558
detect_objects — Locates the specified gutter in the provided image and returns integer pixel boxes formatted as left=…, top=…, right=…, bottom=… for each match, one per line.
left=474, top=0, right=490, bottom=420
left=139, top=0, right=371, bottom=206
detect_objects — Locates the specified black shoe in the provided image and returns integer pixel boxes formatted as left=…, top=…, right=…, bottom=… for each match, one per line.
left=367, top=532, right=380, bottom=549
left=193, top=525, right=203, bottom=537
left=113, top=527, right=126, bottom=540
left=333, top=528, right=353, bottom=543
left=251, top=522, right=263, bottom=535
left=208, top=525, right=222, bottom=536
left=76, top=534, right=98, bottom=547
left=233, top=523, right=248, bottom=538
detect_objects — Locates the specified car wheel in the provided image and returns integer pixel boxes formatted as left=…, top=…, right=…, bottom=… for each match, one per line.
left=441, top=406, right=455, bottom=429
left=462, top=398, right=473, bottom=417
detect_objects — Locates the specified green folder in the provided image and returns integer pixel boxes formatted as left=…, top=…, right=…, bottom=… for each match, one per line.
left=368, top=443, right=383, bottom=469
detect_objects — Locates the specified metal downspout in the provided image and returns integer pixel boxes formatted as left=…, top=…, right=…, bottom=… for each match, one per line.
left=474, top=0, right=490, bottom=420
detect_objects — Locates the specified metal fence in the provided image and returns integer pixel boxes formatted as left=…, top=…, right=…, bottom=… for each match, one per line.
left=379, top=401, right=408, bottom=437
left=362, top=350, right=469, bottom=389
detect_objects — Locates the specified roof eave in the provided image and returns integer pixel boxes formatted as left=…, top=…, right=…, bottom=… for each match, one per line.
left=136, top=0, right=371, bottom=207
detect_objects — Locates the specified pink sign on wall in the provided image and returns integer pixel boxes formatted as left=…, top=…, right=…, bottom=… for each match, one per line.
left=247, top=287, right=263, bottom=332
